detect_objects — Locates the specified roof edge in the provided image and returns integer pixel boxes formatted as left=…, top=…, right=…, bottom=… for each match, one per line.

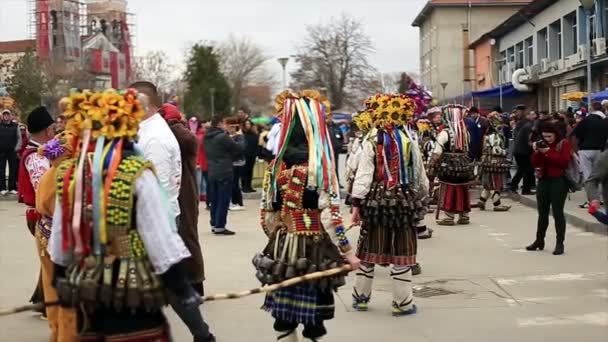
left=469, top=0, right=557, bottom=49
left=412, top=1, right=532, bottom=27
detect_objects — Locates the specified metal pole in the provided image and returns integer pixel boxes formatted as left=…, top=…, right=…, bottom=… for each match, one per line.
left=499, top=68, right=503, bottom=109
left=586, top=9, right=593, bottom=102
left=277, top=57, right=290, bottom=89
left=210, top=87, right=215, bottom=116
left=282, top=65, right=287, bottom=89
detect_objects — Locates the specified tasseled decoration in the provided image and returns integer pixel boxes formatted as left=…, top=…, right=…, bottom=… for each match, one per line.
left=374, top=127, right=412, bottom=189
left=91, top=137, right=106, bottom=255
left=267, top=96, right=339, bottom=206
left=71, top=128, right=92, bottom=255
left=443, top=106, right=470, bottom=152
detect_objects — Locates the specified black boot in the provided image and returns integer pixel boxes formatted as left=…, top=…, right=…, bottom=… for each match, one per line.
left=553, top=243, right=564, bottom=255
left=194, top=334, right=216, bottom=342
left=525, top=240, right=545, bottom=251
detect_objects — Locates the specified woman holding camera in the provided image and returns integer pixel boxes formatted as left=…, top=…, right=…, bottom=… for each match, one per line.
left=526, top=123, right=572, bottom=255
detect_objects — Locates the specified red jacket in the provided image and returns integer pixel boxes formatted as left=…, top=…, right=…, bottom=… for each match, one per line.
left=531, top=139, right=572, bottom=179
left=197, top=130, right=208, bottom=171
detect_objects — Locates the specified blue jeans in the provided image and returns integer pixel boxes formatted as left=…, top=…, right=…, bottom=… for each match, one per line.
left=196, top=169, right=208, bottom=196
left=209, top=178, right=233, bottom=230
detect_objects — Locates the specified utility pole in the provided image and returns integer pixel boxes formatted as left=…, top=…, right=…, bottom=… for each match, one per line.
left=210, top=87, right=216, bottom=116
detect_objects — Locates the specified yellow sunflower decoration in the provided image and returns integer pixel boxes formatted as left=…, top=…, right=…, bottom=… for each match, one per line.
left=353, top=110, right=373, bottom=131
left=365, top=93, right=416, bottom=127
left=62, top=88, right=144, bottom=140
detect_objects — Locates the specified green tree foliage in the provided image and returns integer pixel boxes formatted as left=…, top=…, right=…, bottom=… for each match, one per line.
left=6, top=49, right=47, bottom=119
left=183, top=44, right=231, bottom=119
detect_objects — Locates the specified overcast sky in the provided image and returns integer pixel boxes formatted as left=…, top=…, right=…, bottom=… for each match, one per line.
left=0, top=0, right=427, bottom=80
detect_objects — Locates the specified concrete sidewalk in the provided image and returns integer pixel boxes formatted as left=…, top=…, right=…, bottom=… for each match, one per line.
left=510, top=191, right=606, bottom=235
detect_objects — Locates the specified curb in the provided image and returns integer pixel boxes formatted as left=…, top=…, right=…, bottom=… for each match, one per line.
left=509, top=193, right=607, bottom=236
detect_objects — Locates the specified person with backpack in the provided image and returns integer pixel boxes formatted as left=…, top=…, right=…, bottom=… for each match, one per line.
left=570, top=102, right=608, bottom=208
left=526, top=123, right=573, bottom=255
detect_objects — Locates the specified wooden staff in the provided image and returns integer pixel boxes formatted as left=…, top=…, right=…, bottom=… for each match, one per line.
left=203, top=265, right=352, bottom=302
left=0, top=265, right=353, bottom=315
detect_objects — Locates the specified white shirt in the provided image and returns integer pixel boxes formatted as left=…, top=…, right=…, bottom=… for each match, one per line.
left=137, top=113, right=182, bottom=218
left=49, top=169, right=190, bottom=274
left=266, top=122, right=282, bottom=155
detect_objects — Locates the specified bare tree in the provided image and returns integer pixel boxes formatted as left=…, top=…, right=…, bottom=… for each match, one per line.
left=290, top=14, right=376, bottom=110
left=217, top=34, right=273, bottom=111
left=131, top=50, right=174, bottom=92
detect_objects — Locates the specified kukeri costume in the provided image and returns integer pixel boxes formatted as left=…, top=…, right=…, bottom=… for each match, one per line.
left=350, top=94, right=428, bottom=316
left=35, top=132, right=79, bottom=341
left=47, top=89, right=213, bottom=342
left=431, top=105, right=474, bottom=226
left=254, top=91, right=353, bottom=342
left=478, top=114, right=511, bottom=212
left=18, top=106, right=75, bottom=340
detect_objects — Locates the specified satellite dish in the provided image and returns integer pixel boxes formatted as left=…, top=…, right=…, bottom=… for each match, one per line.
left=490, top=38, right=496, bottom=46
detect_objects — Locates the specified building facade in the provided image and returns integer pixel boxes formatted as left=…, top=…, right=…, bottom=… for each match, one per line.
left=471, top=0, right=608, bottom=111
left=412, top=0, right=532, bottom=100
left=0, top=40, right=36, bottom=85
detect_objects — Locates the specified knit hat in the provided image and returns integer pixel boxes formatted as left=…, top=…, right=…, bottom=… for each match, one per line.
left=161, top=103, right=182, bottom=122
left=27, top=106, right=54, bottom=133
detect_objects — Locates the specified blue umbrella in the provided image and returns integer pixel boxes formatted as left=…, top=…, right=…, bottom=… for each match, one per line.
left=591, top=89, right=608, bottom=101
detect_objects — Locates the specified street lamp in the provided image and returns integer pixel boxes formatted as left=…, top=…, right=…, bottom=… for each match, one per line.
left=277, top=57, right=289, bottom=89
left=440, top=82, right=448, bottom=104
left=580, top=0, right=595, bottom=102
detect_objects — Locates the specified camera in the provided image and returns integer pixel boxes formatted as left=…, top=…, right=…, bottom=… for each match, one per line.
left=535, top=139, right=548, bottom=149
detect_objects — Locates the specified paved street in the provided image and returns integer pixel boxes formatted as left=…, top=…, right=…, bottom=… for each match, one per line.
left=0, top=197, right=606, bottom=342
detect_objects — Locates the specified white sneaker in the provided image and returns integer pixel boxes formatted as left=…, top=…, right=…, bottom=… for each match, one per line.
left=0, top=190, right=7, bottom=196
left=9, top=190, right=17, bottom=195
left=229, top=204, right=245, bottom=211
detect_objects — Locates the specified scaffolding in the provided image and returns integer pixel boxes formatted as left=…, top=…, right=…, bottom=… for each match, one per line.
left=27, top=0, right=86, bottom=64
left=26, top=0, right=136, bottom=63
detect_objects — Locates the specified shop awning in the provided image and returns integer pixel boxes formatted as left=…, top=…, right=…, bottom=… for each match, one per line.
left=470, top=83, right=521, bottom=98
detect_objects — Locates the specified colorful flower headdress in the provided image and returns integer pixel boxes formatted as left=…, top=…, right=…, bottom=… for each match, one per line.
left=416, top=118, right=431, bottom=133
left=353, top=110, right=373, bottom=131
left=62, top=88, right=144, bottom=140
left=364, top=93, right=417, bottom=127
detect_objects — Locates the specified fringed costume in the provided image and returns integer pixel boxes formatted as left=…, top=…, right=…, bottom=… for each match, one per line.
left=478, top=114, right=511, bottom=212
left=431, top=105, right=474, bottom=226
left=350, top=94, right=429, bottom=316
left=18, top=106, right=78, bottom=341
left=35, top=131, right=79, bottom=341
left=255, top=91, right=354, bottom=342
left=47, top=89, right=211, bottom=342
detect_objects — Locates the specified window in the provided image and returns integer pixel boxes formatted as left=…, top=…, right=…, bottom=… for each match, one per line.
left=549, top=20, right=562, bottom=60
left=537, top=28, right=548, bottom=60
left=525, top=36, right=534, bottom=66
left=516, top=42, right=524, bottom=68
left=507, top=46, right=515, bottom=65
left=564, top=12, right=578, bottom=56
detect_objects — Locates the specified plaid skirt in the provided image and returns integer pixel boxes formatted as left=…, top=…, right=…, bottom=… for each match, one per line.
left=263, top=285, right=335, bottom=325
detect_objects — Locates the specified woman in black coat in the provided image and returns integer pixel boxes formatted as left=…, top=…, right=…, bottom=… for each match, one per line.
left=241, top=120, right=259, bottom=193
